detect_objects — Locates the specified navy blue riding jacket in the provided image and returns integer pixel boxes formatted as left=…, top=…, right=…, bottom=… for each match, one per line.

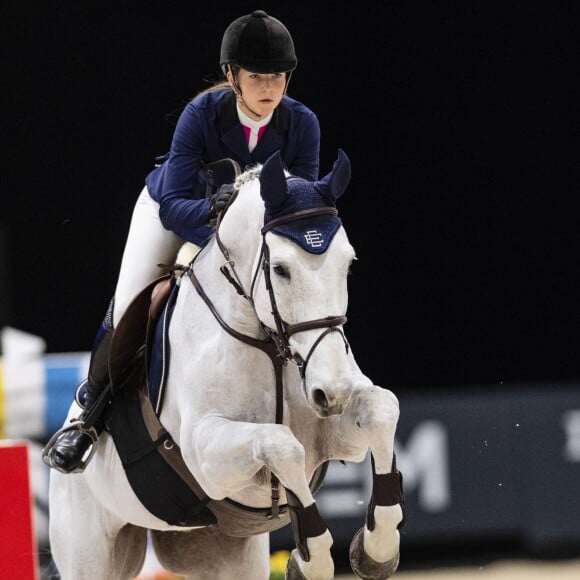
left=146, top=88, right=321, bottom=246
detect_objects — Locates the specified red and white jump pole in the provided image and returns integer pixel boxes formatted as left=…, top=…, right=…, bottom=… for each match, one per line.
left=0, top=440, right=39, bottom=580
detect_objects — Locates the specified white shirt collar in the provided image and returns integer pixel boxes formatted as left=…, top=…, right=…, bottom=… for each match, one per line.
left=236, top=104, right=273, bottom=152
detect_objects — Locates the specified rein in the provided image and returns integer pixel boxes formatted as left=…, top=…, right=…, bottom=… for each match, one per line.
left=186, top=268, right=284, bottom=424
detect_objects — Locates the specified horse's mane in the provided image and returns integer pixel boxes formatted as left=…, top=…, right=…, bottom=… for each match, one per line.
left=233, top=162, right=291, bottom=191
left=175, top=163, right=268, bottom=268
left=234, top=164, right=263, bottom=189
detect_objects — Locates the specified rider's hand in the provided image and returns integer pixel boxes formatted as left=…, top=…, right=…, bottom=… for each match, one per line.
left=209, top=183, right=235, bottom=219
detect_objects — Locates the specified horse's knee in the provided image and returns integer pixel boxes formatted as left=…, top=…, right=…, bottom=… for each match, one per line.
left=352, top=387, right=399, bottom=432
left=256, top=426, right=306, bottom=478
left=372, top=388, right=400, bottom=426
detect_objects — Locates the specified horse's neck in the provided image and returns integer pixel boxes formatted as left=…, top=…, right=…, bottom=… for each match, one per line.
left=202, top=183, right=266, bottom=335
left=189, top=236, right=263, bottom=337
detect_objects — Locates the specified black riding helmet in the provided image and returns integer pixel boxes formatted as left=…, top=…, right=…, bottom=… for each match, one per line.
left=220, top=10, right=298, bottom=74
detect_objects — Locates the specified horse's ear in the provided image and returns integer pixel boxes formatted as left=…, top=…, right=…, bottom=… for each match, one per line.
left=318, top=149, right=351, bottom=201
left=260, top=150, right=288, bottom=209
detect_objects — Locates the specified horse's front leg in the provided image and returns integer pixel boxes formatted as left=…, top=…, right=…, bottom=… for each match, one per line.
left=185, top=415, right=334, bottom=580
left=341, top=384, right=405, bottom=579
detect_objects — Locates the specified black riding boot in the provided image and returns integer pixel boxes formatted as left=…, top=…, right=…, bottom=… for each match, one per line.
left=43, top=304, right=114, bottom=473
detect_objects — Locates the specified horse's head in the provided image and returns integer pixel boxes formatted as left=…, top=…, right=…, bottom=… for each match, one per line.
left=251, top=150, right=357, bottom=417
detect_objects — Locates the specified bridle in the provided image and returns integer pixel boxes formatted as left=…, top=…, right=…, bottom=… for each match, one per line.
left=188, top=192, right=349, bottom=390
left=185, top=189, right=349, bottom=517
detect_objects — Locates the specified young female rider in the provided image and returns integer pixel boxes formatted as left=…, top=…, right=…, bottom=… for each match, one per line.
left=43, top=10, right=321, bottom=473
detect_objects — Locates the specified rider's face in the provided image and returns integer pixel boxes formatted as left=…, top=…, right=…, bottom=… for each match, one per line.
left=229, top=68, right=287, bottom=120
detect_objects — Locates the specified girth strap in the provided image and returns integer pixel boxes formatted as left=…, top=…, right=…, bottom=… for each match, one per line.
left=124, top=432, right=172, bottom=465
left=138, top=388, right=210, bottom=502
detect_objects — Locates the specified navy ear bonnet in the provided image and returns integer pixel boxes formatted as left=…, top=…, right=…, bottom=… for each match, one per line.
left=259, top=149, right=351, bottom=254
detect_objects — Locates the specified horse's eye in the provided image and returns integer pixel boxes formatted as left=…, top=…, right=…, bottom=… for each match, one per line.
left=273, top=264, right=289, bottom=278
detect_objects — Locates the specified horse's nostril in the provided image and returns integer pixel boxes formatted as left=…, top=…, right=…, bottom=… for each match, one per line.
left=312, top=388, right=329, bottom=409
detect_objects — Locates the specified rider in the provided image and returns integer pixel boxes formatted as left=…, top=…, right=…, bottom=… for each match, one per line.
left=43, top=10, right=321, bottom=473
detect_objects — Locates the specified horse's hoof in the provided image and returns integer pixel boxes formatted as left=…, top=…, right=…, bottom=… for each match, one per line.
left=285, top=549, right=308, bottom=580
left=349, top=527, right=400, bottom=579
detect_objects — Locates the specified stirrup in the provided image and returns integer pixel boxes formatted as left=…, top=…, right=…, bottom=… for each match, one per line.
left=42, top=418, right=100, bottom=474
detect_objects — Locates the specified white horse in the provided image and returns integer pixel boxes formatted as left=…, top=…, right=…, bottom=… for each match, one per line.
left=48, top=150, right=404, bottom=580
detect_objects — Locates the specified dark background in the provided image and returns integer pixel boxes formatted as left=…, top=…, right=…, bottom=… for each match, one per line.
left=2, top=2, right=578, bottom=389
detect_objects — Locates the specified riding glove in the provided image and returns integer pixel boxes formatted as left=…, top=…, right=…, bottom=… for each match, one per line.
left=209, top=183, right=235, bottom=218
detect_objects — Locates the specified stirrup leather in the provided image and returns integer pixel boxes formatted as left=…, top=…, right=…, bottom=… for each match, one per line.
left=42, top=418, right=100, bottom=474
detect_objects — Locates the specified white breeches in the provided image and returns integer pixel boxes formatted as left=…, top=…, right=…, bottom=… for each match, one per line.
left=111, top=187, right=183, bottom=326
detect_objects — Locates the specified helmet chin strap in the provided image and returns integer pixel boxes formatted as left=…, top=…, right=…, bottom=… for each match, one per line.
left=226, top=65, right=262, bottom=119
left=236, top=92, right=263, bottom=119
left=283, top=70, right=293, bottom=95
